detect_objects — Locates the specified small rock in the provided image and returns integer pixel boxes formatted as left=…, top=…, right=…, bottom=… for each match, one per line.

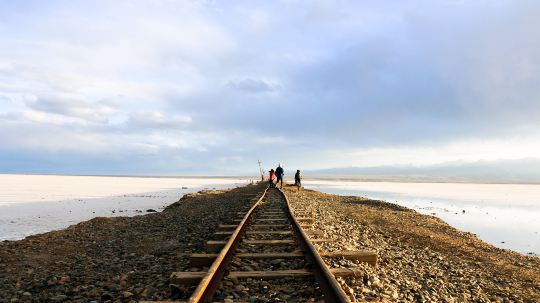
left=47, top=277, right=58, bottom=286
left=49, top=295, right=67, bottom=302
left=235, top=284, right=246, bottom=292
left=59, top=276, right=70, bottom=284
left=101, top=292, right=113, bottom=300
left=142, top=286, right=156, bottom=298
left=122, top=291, right=134, bottom=298
left=242, top=265, right=255, bottom=271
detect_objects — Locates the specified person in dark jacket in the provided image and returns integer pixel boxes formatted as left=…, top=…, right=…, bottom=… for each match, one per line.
left=275, top=164, right=284, bottom=189
left=294, top=169, right=302, bottom=189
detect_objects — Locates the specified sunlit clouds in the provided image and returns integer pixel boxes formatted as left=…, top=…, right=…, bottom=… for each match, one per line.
left=1, top=1, right=540, bottom=175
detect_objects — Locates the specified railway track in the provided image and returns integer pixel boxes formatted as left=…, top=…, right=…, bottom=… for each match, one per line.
left=147, top=185, right=377, bottom=302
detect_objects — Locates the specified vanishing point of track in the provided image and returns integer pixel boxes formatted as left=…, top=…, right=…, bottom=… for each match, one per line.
left=146, top=185, right=377, bottom=302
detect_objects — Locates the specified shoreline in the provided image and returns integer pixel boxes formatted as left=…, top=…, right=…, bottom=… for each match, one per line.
left=0, top=172, right=252, bottom=180
left=1, top=184, right=539, bottom=301
left=303, top=175, right=540, bottom=185
left=3, top=172, right=540, bottom=185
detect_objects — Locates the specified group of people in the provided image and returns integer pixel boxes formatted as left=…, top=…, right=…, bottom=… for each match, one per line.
left=268, top=164, right=302, bottom=189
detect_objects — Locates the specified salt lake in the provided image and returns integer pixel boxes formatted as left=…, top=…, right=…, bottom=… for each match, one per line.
left=304, top=180, right=540, bottom=256
left=0, top=174, right=248, bottom=241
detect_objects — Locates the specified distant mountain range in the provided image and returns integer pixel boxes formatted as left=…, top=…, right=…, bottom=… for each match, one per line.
left=305, top=158, right=540, bottom=183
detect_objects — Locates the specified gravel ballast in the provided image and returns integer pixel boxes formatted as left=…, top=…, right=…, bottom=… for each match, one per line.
left=283, top=186, right=540, bottom=302
left=1, top=182, right=539, bottom=302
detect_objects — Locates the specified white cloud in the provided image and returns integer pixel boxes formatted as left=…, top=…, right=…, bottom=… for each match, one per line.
left=0, top=61, right=15, bottom=73
left=226, top=78, right=280, bottom=93
left=24, top=94, right=117, bottom=123
left=0, top=110, right=88, bottom=126
left=254, top=136, right=287, bottom=144
left=322, top=135, right=540, bottom=168
left=126, top=111, right=192, bottom=129
left=1, top=1, right=540, bottom=175
left=247, top=8, right=271, bottom=31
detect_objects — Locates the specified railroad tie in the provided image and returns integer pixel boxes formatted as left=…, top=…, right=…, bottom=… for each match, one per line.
left=206, top=238, right=331, bottom=252
left=213, top=230, right=293, bottom=239
left=232, top=217, right=314, bottom=223
left=170, top=267, right=366, bottom=285
left=189, top=250, right=377, bottom=267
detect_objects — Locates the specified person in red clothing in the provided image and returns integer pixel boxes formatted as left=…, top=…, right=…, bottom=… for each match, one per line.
left=268, top=169, right=276, bottom=188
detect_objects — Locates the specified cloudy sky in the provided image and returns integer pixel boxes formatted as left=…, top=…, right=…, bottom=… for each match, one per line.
left=1, top=0, right=540, bottom=176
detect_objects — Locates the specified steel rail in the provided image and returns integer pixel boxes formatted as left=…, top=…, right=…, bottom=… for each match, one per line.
left=278, top=188, right=351, bottom=303
left=187, top=186, right=269, bottom=303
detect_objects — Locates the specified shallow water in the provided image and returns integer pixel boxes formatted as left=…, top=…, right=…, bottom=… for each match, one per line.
left=0, top=174, right=249, bottom=241
left=304, top=180, right=540, bottom=256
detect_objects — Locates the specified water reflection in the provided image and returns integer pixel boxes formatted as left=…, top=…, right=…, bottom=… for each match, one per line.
left=304, top=181, right=540, bottom=256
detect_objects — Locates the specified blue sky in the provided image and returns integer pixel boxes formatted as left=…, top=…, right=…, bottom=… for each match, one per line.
left=1, top=0, right=540, bottom=175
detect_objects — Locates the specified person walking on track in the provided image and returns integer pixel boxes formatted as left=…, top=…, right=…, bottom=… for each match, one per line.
left=294, top=169, right=302, bottom=189
left=268, top=169, right=276, bottom=188
left=275, top=164, right=284, bottom=189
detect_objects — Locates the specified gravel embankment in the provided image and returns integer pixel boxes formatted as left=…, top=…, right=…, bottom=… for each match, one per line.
left=283, top=186, right=540, bottom=303
left=0, top=183, right=265, bottom=302
left=2, top=183, right=539, bottom=302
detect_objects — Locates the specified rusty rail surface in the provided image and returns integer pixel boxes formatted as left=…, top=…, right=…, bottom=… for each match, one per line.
left=186, top=186, right=270, bottom=302
left=278, top=188, right=351, bottom=303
